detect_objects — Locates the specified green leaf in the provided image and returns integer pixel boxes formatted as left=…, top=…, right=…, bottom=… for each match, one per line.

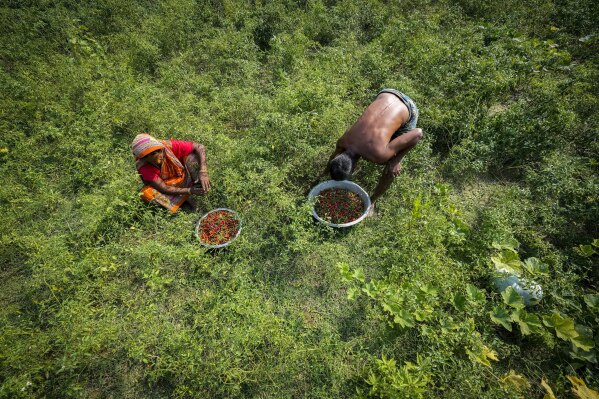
left=490, top=305, right=513, bottom=331
left=414, top=308, right=433, bottom=322
left=569, top=346, right=597, bottom=364
left=362, top=281, right=379, bottom=299
left=466, top=284, right=485, bottom=303
left=492, top=249, right=523, bottom=274
left=337, top=262, right=352, bottom=282
left=571, top=325, right=595, bottom=351
left=381, top=299, right=400, bottom=315
left=491, top=238, right=519, bottom=251
left=440, top=318, right=460, bottom=333
left=352, top=268, right=365, bottom=282
left=567, top=375, right=599, bottom=399
left=523, top=257, right=549, bottom=276
left=578, top=245, right=596, bottom=257
left=502, top=287, right=525, bottom=310
left=466, top=345, right=498, bottom=368
left=453, top=292, right=466, bottom=311
left=584, top=294, right=599, bottom=312
left=453, top=217, right=470, bottom=233
left=347, top=286, right=361, bottom=300
left=512, top=310, right=543, bottom=335
left=542, top=378, right=557, bottom=399
left=501, top=370, right=530, bottom=392
left=543, top=312, right=578, bottom=341
left=419, top=283, right=438, bottom=297
left=592, top=239, right=599, bottom=248
left=393, top=309, right=415, bottom=328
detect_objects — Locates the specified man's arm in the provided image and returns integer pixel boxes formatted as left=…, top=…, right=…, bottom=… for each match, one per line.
left=386, top=128, right=422, bottom=176
left=370, top=128, right=423, bottom=203
left=386, top=128, right=423, bottom=160
left=192, top=142, right=211, bottom=192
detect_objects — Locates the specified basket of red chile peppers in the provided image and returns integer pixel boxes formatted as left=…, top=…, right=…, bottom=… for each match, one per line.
left=308, top=180, right=371, bottom=227
left=196, top=208, right=242, bottom=248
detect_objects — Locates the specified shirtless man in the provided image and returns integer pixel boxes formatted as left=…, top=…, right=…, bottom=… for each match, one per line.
left=327, top=89, right=423, bottom=209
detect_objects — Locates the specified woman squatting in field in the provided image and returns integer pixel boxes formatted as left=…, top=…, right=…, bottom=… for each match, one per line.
left=131, top=133, right=211, bottom=212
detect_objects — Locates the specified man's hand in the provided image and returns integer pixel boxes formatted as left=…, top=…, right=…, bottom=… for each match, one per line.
left=387, top=160, right=402, bottom=177
left=366, top=203, right=378, bottom=218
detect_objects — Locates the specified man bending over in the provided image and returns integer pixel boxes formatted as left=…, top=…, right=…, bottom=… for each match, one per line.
left=327, top=89, right=423, bottom=211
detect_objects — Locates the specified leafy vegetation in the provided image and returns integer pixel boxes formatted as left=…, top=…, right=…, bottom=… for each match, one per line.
left=1, top=0, right=597, bottom=397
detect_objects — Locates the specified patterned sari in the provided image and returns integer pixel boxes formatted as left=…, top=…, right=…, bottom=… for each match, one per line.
left=131, top=134, right=192, bottom=212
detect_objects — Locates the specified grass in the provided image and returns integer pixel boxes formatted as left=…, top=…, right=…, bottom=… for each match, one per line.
left=1, top=0, right=597, bottom=398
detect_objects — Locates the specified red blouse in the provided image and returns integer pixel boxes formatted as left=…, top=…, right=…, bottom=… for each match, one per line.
left=137, top=140, right=194, bottom=182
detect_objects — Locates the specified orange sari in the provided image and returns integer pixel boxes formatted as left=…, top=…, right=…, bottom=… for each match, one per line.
left=134, top=138, right=192, bottom=212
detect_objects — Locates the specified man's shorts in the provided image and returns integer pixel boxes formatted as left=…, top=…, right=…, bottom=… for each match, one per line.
left=378, top=89, right=419, bottom=140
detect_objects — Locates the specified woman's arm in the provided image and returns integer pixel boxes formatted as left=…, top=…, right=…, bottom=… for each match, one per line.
left=147, top=178, right=202, bottom=195
left=192, top=142, right=211, bottom=192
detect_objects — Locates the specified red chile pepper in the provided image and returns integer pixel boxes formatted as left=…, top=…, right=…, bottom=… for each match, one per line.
left=315, top=189, right=364, bottom=224
left=199, top=210, right=240, bottom=245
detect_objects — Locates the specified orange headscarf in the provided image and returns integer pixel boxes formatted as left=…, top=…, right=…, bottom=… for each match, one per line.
left=131, top=134, right=191, bottom=212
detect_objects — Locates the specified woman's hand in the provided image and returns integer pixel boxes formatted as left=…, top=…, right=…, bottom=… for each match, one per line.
left=189, top=185, right=204, bottom=195
left=192, top=143, right=211, bottom=193
left=195, top=171, right=211, bottom=193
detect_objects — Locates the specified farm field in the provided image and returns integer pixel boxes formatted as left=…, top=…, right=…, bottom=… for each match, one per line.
left=1, top=0, right=598, bottom=398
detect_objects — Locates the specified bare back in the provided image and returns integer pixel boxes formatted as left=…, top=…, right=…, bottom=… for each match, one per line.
left=337, top=93, right=410, bottom=163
